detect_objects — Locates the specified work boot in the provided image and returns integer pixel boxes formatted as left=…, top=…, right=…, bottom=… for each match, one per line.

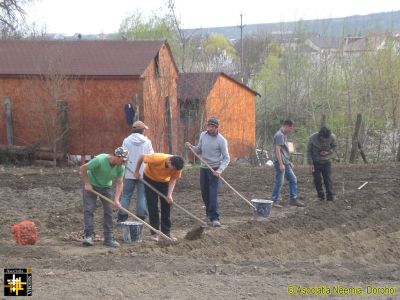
left=103, top=238, right=120, bottom=248
left=272, top=201, right=283, bottom=208
left=290, top=199, right=305, bottom=207
left=327, top=195, right=336, bottom=201
left=116, top=213, right=128, bottom=223
left=137, top=216, right=146, bottom=221
left=82, top=235, right=94, bottom=246
left=317, top=192, right=325, bottom=201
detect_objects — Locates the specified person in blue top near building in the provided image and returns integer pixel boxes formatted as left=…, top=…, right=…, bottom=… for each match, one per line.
left=80, top=147, right=128, bottom=247
left=271, top=119, right=304, bottom=208
left=186, top=116, right=230, bottom=227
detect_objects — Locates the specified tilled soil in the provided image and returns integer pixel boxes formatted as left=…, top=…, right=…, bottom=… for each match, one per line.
left=0, top=163, right=399, bottom=299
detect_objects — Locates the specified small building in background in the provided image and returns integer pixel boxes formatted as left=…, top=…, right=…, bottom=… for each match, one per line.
left=178, top=72, right=259, bottom=160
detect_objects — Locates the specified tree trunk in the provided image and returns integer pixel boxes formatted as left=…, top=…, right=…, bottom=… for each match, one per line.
left=183, top=102, right=190, bottom=162
left=397, top=132, right=400, bottom=162
left=349, top=114, right=362, bottom=163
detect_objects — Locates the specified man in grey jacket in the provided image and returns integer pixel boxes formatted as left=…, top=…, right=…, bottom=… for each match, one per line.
left=186, top=117, right=230, bottom=227
left=307, top=126, right=337, bottom=201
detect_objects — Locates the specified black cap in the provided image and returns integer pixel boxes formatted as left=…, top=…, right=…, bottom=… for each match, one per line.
left=207, top=117, right=219, bottom=127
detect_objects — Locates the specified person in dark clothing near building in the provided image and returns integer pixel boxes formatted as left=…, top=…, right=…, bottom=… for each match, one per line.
left=307, top=126, right=337, bottom=201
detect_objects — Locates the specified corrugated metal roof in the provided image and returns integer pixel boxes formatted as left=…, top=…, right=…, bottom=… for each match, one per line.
left=0, top=40, right=165, bottom=77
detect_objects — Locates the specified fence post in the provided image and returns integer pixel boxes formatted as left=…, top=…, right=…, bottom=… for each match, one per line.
left=60, top=101, right=68, bottom=155
left=5, top=96, right=14, bottom=145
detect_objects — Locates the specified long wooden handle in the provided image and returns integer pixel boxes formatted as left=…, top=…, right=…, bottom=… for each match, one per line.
left=124, top=165, right=207, bottom=227
left=139, top=177, right=207, bottom=227
left=188, top=146, right=256, bottom=209
left=91, top=190, right=173, bottom=242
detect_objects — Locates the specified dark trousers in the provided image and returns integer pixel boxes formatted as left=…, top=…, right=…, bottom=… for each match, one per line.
left=200, top=167, right=220, bottom=221
left=143, top=174, right=171, bottom=235
left=313, top=161, right=334, bottom=200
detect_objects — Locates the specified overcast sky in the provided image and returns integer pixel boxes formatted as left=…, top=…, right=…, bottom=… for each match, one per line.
left=25, top=0, right=400, bottom=35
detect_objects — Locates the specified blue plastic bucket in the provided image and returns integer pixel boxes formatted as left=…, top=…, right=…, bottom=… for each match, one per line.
left=120, top=221, right=144, bottom=243
left=251, top=199, right=273, bottom=217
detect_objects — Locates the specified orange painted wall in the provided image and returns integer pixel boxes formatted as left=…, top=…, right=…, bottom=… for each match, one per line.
left=141, top=44, right=179, bottom=154
left=205, top=75, right=256, bottom=158
left=0, top=44, right=179, bottom=157
left=0, top=78, right=143, bottom=156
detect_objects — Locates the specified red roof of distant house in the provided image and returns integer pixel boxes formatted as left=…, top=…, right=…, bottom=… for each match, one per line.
left=0, top=40, right=166, bottom=77
left=178, top=72, right=260, bottom=101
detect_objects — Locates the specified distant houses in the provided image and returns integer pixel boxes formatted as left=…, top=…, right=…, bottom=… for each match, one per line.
left=0, top=39, right=259, bottom=161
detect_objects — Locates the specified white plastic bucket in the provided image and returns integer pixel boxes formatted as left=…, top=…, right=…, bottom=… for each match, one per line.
left=120, top=221, right=144, bottom=243
left=251, top=199, right=273, bottom=217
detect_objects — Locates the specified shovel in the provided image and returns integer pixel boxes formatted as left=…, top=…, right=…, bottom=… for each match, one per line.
left=188, top=145, right=256, bottom=210
left=91, top=190, right=173, bottom=242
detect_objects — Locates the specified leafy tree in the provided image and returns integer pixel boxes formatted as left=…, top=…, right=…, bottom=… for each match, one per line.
left=118, top=9, right=176, bottom=41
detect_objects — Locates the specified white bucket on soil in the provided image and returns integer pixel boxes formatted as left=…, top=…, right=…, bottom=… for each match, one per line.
left=251, top=199, right=273, bottom=217
left=120, top=221, right=144, bottom=243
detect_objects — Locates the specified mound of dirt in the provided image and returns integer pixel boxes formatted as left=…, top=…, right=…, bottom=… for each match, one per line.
left=0, top=163, right=399, bottom=299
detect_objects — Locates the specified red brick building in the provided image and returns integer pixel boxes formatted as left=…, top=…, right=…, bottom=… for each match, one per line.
left=0, top=40, right=179, bottom=157
left=178, top=72, right=259, bottom=159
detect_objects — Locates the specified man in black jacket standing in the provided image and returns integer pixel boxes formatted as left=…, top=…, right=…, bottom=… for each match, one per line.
left=307, top=126, right=337, bottom=201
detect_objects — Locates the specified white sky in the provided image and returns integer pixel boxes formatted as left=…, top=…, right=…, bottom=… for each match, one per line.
left=25, top=0, right=400, bottom=35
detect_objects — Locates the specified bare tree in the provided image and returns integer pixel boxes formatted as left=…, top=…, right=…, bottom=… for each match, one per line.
left=0, top=0, right=31, bottom=37
left=21, top=50, right=79, bottom=166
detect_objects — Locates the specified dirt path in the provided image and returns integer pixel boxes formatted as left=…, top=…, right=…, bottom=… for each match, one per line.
left=0, top=163, right=399, bottom=299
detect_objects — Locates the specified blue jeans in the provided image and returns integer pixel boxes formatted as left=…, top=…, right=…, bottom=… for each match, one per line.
left=200, top=167, right=220, bottom=221
left=83, top=186, right=113, bottom=239
left=118, top=178, right=148, bottom=219
left=271, top=161, right=297, bottom=202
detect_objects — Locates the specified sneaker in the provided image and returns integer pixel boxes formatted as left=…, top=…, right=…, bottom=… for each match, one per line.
left=148, top=234, right=159, bottom=242
left=273, top=202, right=283, bottom=208
left=212, top=220, right=221, bottom=227
left=167, top=234, right=178, bottom=242
left=290, top=200, right=305, bottom=207
left=82, top=235, right=94, bottom=246
left=103, top=239, right=120, bottom=248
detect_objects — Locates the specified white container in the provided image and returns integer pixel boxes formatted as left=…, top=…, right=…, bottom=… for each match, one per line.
left=120, top=221, right=144, bottom=243
left=251, top=199, right=273, bottom=217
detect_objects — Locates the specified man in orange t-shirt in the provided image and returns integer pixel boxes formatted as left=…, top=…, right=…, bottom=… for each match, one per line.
left=134, top=153, right=184, bottom=241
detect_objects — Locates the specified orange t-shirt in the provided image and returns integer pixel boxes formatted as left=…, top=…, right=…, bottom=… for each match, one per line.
left=143, top=153, right=182, bottom=182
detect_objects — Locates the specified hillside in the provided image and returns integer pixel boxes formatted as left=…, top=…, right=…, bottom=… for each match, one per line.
left=183, top=10, right=400, bottom=39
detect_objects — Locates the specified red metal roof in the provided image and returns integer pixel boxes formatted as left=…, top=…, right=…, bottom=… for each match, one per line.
left=0, top=39, right=166, bottom=77
left=178, top=72, right=260, bottom=101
